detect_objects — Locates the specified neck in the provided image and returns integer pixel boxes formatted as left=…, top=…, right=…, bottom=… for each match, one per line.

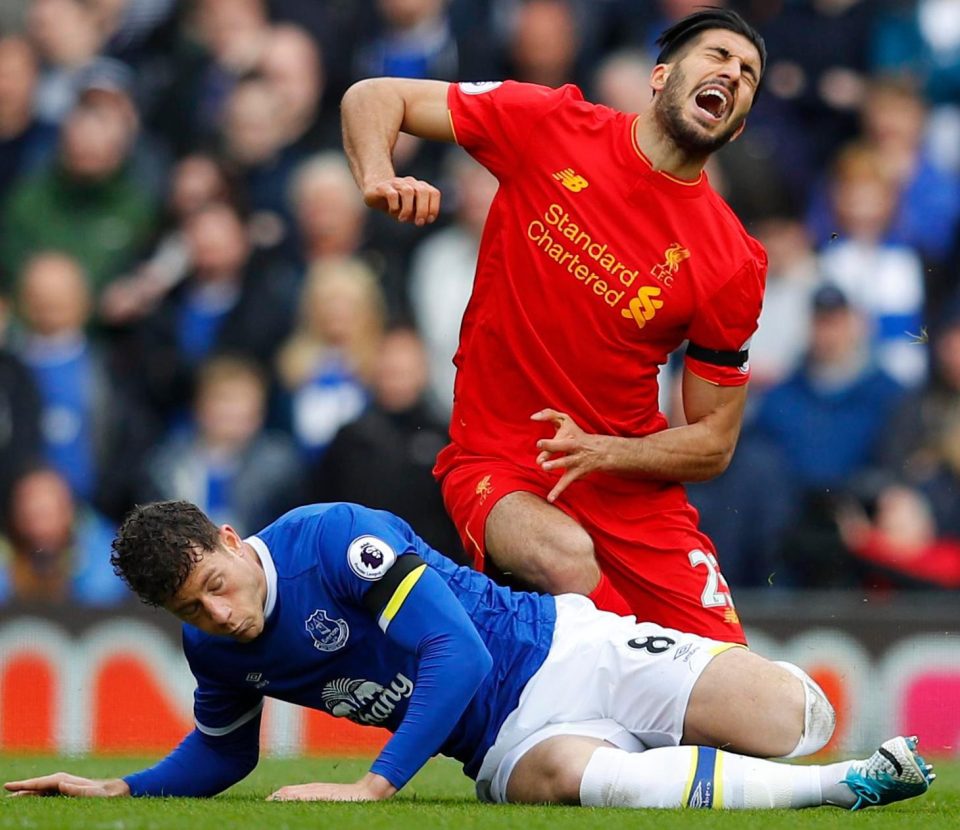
left=633, top=112, right=708, bottom=182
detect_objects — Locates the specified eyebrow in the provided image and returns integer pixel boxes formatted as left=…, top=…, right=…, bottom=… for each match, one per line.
left=708, top=46, right=759, bottom=81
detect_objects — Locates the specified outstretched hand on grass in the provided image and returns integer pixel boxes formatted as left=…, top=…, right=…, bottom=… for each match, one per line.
left=5, top=772, right=130, bottom=798
left=268, top=771, right=397, bottom=802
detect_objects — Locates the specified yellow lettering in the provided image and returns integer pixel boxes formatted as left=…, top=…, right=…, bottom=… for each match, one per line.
left=599, top=252, right=617, bottom=271
left=605, top=289, right=624, bottom=307
left=548, top=242, right=565, bottom=261
left=546, top=204, right=563, bottom=226
left=587, top=241, right=607, bottom=260
left=575, top=264, right=589, bottom=280
left=563, top=222, right=580, bottom=242
left=620, top=268, right=637, bottom=287
left=592, top=279, right=608, bottom=296
left=528, top=220, right=545, bottom=242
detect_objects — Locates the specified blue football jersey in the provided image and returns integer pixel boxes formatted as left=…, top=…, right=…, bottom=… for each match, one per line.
left=183, top=503, right=557, bottom=785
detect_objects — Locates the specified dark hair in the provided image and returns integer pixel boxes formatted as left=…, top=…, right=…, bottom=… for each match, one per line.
left=110, top=501, right=220, bottom=606
left=655, top=7, right=767, bottom=76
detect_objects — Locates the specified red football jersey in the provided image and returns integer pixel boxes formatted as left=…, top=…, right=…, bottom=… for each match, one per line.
left=446, top=81, right=767, bottom=470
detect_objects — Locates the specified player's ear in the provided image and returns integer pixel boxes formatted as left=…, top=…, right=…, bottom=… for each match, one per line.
left=219, top=524, right=242, bottom=553
left=650, top=63, right=670, bottom=94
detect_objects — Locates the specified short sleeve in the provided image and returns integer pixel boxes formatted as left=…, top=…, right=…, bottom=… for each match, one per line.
left=447, top=81, right=584, bottom=179
left=684, top=253, right=767, bottom=386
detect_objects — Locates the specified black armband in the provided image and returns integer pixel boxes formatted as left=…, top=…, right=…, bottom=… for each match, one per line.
left=686, top=341, right=749, bottom=369
left=362, top=554, right=428, bottom=618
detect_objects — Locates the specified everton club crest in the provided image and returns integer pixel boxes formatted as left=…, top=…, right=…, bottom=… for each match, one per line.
left=305, top=609, right=349, bottom=652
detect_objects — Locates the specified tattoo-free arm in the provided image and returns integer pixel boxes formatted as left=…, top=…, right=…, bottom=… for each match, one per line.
left=535, top=370, right=748, bottom=501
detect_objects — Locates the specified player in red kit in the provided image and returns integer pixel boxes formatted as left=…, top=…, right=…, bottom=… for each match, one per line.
left=341, top=9, right=767, bottom=644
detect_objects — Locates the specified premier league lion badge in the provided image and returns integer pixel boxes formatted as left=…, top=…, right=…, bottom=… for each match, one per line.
left=347, top=535, right=396, bottom=581
left=305, top=609, right=349, bottom=652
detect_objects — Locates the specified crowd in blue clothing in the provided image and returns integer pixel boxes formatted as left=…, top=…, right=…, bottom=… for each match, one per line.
left=1, top=0, right=960, bottom=603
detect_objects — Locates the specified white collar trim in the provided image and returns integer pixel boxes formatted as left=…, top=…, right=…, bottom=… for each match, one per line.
left=245, top=535, right=277, bottom=619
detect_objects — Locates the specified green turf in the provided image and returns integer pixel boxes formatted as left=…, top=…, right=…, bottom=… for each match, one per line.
left=0, top=754, right=956, bottom=830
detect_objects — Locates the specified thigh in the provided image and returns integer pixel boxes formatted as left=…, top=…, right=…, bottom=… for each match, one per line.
left=683, top=647, right=805, bottom=757
left=571, top=490, right=747, bottom=644
left=437, top=450, right=547, bottom=570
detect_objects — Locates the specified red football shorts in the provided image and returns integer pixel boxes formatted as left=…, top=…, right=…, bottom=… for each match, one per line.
left=435, top=443, right=746, bottom=645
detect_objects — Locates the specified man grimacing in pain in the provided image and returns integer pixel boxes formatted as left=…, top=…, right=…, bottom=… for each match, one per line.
left=341, top=9, right=768, bottom=644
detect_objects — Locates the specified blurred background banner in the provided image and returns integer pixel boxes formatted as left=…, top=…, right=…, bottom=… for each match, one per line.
left=1, top=595, right=958, bottom=758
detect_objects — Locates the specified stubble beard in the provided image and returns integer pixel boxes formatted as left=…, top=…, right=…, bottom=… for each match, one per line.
left=654, top=66, right=745, bottom=158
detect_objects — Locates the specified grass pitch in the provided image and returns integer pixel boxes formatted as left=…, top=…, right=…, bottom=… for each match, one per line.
left=1, top=753, right=957, bottom=830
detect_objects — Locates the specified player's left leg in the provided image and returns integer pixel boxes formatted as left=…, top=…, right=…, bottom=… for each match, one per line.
left=683, top=647, right=835, bottom=758
left=503, top=733, right=935, bottom=810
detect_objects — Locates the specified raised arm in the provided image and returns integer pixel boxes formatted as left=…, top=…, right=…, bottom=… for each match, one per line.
left=341, top=78, right=453, bottom=225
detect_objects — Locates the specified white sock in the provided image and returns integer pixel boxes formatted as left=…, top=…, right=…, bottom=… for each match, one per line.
left=819, top=761, right=857, bottom=808
left=580, top=746, right=834, bottom=809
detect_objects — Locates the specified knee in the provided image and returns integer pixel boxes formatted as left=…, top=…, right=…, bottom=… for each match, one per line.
left=774, top=661, right=836, bottom=757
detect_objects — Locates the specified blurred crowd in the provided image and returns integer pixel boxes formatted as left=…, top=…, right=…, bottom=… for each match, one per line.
left=1, top=0, right=959, bottom=605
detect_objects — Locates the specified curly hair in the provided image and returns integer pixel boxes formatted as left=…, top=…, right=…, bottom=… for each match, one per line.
left=110, top=501, right=220, bottom=606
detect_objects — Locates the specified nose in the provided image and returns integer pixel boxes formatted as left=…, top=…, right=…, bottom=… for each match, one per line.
left=206, top=597, right=232, bottom=627
left=718, top=59, right=743, bottom=83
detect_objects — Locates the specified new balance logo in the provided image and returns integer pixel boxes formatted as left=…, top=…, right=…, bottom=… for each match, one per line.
left=553, top=168, right=589, bottom=192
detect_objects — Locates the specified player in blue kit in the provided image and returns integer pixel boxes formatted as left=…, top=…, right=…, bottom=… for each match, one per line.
left=6, top=501, right=934, bottom=810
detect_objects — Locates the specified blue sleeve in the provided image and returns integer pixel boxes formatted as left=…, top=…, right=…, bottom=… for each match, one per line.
left=122, top=712, right=261, bottom=797
left=368, top=564, right=492, bottom=789
left=316, top=504, right=492, bottom=789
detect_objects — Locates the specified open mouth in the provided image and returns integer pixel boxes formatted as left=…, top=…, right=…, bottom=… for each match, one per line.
left=694, top=86, right=730, bottom=121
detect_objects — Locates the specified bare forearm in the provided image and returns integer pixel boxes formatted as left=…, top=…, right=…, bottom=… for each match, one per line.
left=341, top=79, right=404, bottom=189
left=595, top=422, right=737, bottom=483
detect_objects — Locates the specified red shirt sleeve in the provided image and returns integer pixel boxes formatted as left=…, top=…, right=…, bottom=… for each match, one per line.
left=447, top=81, right=584, bottom=180
left=684, top=252, right=767, bottom=386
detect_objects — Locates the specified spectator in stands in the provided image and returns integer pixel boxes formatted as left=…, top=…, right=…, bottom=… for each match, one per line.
left=817, top=143, right=927, bottom=387
left=591, top=48, right=653, bottom=114
left=0, top=290, right=43, bottom=524
left=99, top=153, right=238, bottom=327
left=27, top=0, right=103, bottom=124
left=132, top=201, right=298, bottom=421
left=257, top=24, right=335, bottom=153
left=351, top=0, right=462, bottom=82
left=0, top=466, right=126, bottom=605
left=504, top=0, right=583, bottom=87
left=807, top=77, right=960, bottom=272
left=276, top=258, right=384, bottom=461
left=156, top=0, right=270, bottom=154
left=747, top=217, right=819, bottom=392
left=408, top=149, right=497, bottom=419
left=310, top=326, right=462, bottom=558
left=748, top=284, right=905, bottom=587
left=135, top=355, right=303, bottom=536
left=879, top=298, right=960, bottom=483
left=219, top=77, right=302, bottom=251
left=13, top=252, right=160, bottom=519
left=0, top=35, right=58, bottom=206
left=0, top=66, right=158, bottom=298
left=289, top=152, right=368, bottom=268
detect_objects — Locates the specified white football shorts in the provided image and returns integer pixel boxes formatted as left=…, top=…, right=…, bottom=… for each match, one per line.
left=475, top=594, right=742, bottom=803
